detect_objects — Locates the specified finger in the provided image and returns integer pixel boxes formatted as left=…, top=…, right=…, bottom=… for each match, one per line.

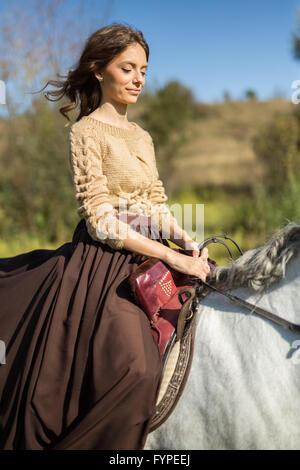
left=199, top=260, right=210, bottom=274
left=197, top=263, right=209, bottom=279
left=198, top=258, right=208, bottom=266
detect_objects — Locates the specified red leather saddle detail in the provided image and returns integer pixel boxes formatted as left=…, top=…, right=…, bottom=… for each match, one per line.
left=128, top=247, right=218, bottom=358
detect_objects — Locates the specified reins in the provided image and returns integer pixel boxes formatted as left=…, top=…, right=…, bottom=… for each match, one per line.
left=180, top=235, right=300, bottom=336
left=198, top=279, right=300, bottom=334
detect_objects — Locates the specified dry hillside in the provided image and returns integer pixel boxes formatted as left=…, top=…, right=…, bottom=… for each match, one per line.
left=170, top=99, right=295, bottom=188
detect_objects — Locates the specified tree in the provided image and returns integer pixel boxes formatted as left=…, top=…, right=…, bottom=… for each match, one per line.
left=0, top=0, right=113, bottom=117
left=252, top=112, right=300, bottom=190
left=292, top=7, right=300, bottom=60
left=139, top=80, right=199, bottom=197
left=244, top=89, right=258, bottom=101
left=0, top=0, right=114, bottom=241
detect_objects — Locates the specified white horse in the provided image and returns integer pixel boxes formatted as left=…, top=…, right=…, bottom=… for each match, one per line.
left=145, top=221, right=300, bottom=450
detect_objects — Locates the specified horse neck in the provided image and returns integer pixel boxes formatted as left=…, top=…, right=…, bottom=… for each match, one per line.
left=208, top=247, right=300, bottom=331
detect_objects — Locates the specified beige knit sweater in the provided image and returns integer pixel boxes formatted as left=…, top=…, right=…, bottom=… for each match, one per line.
left=68, top=115, right=175, bottom=250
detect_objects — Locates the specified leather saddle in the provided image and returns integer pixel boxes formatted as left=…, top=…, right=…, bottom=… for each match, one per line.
left=127, top=252, right=217, bottom=371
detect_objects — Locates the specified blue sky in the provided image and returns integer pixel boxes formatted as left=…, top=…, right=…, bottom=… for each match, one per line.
left=111, top=0, right=300, bottom=102
left=1, top=0, right=300, bottom=103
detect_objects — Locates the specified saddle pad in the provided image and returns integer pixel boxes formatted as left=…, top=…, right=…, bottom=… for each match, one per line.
left=148, top=305, right=199, bottom=432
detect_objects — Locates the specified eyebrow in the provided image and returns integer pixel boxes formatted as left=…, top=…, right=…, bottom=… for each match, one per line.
left=119, top=61, right=148, bottom=69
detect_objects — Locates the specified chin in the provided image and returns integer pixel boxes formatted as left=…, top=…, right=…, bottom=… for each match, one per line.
left=124, top=97, right=138, bottom=104
left=116, top=93, right=137, bottom=104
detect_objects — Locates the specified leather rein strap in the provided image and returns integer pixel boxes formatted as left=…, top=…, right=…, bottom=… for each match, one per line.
left=199, top=279, right=300, bottom=334
left=190, top=235, right=300, bottom=335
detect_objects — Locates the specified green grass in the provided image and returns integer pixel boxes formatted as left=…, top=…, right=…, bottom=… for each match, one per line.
left=0, top=232, right=68, bottom=257
left=166, top=186, right=262, bottom=266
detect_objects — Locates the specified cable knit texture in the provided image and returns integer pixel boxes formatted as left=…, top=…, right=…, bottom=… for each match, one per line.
left=69, top=115, right=175, bottom=250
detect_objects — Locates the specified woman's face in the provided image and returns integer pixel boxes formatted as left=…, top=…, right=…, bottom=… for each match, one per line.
left=96, top=42, right=148, bottom=105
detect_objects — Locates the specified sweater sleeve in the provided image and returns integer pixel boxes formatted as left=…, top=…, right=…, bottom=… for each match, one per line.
left=69, top=126, right=130, bottom=250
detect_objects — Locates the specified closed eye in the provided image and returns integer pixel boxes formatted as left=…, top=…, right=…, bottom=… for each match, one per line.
left=122, top=68, right=147, bottom=76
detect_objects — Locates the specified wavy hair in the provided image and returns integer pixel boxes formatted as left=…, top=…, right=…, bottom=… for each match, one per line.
left=35, top=23, right=149, bottom=127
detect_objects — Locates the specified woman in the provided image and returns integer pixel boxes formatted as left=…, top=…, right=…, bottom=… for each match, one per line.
left=0, top=23, right=210, bottom=450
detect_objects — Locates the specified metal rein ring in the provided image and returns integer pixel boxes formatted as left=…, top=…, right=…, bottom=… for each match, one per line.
left=198, top=234, right=244, bottom=265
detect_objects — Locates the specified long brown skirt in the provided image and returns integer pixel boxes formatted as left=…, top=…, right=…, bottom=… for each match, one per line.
left=0, top=216, right=169, bottom=450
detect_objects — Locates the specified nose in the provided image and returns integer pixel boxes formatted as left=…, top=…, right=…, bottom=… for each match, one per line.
left=133, top=71, right=144, bottom=85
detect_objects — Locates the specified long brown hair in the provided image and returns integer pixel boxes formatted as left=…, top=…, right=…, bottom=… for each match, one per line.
left=36, top=23, right=149, bottom=127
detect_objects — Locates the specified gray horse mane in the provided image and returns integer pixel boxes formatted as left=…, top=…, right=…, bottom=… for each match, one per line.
left=205, top=221, right=300, bottom=293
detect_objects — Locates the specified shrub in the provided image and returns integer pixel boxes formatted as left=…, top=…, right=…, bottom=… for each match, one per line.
left=252, top=112, right=300, bottom=190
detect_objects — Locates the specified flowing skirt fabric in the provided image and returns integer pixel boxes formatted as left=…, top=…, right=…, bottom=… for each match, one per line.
left=0, top=216, right=169, bottom=450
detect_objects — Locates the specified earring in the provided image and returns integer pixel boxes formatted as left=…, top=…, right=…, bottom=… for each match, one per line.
left=98, top=76, right=103, bottom=82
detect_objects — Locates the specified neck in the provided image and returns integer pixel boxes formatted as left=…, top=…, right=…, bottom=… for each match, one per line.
left=92, top=101, right=130, bottom=127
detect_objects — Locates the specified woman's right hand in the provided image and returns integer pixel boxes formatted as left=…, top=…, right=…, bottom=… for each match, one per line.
left=165, top=247, right=210, bottom=282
